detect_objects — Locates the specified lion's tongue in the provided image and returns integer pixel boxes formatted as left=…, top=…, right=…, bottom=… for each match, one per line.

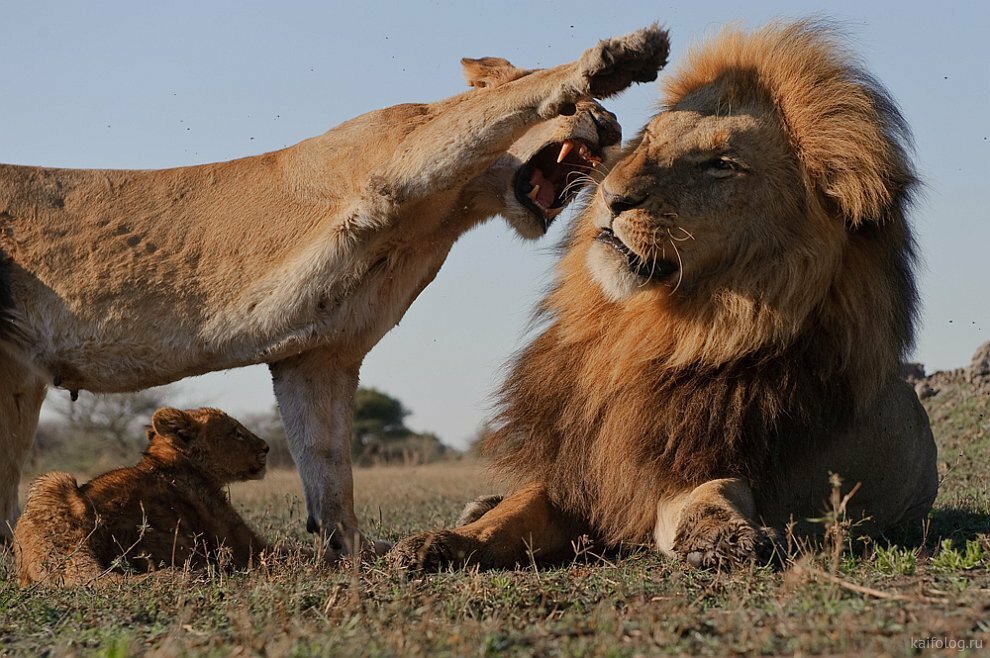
left=536, top=183, right=556, bottom=208
left=528, top=169, right=557, bottom=209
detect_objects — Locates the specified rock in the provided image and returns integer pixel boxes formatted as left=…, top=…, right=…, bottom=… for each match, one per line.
left=915, top=380, right=938, bottom=400
left=969, top=341, right=990, bottom=382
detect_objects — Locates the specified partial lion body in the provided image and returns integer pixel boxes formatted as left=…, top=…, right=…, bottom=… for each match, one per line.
left=1, top=112, right=529, bottom=391
left=0, top=27, right=671, bottom=550
left=391, top=21, right=938, bottom=571
left=14, top=407, right=270, bottom=586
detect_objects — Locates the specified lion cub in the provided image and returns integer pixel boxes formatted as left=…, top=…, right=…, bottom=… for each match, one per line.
left=14, top=407, right=271, bottom=586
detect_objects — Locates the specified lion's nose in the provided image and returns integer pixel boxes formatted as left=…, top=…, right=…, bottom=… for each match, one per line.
left=603, top=188, right=647, bottom=216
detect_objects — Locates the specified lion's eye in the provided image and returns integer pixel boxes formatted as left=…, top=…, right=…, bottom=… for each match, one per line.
left=703, top=157, right=740, bottom=174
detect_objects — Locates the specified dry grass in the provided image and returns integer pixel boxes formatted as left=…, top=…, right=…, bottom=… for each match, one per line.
left=2, top=380, right=989, bottom=657
left=230, top=462, right=503, bottom=549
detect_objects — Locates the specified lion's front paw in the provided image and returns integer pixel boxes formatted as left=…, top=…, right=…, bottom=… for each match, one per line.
left=388, top=530, right=482, bottom=571
left=578, top=24, right=671, bottom=98
left=672, top=504, right=777, bottom=570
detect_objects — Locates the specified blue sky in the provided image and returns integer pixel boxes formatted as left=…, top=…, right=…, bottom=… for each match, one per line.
left=2, top=1, right=987, bottom=447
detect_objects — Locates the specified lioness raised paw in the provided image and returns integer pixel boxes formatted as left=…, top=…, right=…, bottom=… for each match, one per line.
left=537, top=24, right=670, bottom=119
left=672, top=504, right=778, bottom=570
left=388, top=530, right=482, bottom=571
left=578, top=24, right=670, bottom=98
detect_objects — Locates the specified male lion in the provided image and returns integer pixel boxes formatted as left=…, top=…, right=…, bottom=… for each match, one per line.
left=391, top=21, right=938, bottom=570
left=14, top=407, right=270, bottom=586
left=0, top=27, right=670, bottom=554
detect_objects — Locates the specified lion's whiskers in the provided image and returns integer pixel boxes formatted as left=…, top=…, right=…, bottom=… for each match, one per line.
left=666, top=232, right=685, bottom=294
left=562, top=174, right=596, bottom=199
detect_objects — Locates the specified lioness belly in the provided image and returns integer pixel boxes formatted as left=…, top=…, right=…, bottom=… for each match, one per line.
left=10, top=233, right=453, bottom=393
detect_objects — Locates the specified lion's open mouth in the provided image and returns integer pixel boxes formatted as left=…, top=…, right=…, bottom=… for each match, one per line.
left=596, top=228, right=679, bottom=281
left=515, top=139, right=602, bottom=230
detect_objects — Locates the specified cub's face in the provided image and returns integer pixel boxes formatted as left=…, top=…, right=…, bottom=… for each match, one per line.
left=150, top=407, right=269, bottom=484
left=585, top=101, right=836, bottom=302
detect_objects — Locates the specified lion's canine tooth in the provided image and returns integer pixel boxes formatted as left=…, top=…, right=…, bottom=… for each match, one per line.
left=528, top=184, right=541, bottom=201
left=557, top=140, right=575, bottom=163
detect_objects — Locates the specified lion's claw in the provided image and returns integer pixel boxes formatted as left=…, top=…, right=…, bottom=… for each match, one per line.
left=673, top=504, right=778, bottom=570
left=388, top=530, right=481, bottom=571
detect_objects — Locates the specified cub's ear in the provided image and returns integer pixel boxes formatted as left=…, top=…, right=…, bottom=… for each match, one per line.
left=461, top=56, right=531, bottom=89
left=151, top=407, right=197, bottom=442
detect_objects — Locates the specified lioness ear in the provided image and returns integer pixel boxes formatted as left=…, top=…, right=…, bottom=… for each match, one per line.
left=151, top=407, right=197, bottom=442
left=461, top=56, right=530, bottom=89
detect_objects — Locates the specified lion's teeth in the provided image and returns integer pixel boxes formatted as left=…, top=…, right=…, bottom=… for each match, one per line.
left=557, top=140, right=575, bottom=163
left=546, top=207, right=563, bottom=219
left=528, top=184, right=541, bottom=201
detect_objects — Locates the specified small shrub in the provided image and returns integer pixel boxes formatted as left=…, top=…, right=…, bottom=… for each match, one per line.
left=931, top=539, right=986, bottom=572
left=872, top=545, right=916, bottom=576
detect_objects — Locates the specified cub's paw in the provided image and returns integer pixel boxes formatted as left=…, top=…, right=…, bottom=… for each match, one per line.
left=578, top=24, right=671, bottom=98
left=672, top=504, right=777, bottom=570
left=388, top=530, right=482, bottom=571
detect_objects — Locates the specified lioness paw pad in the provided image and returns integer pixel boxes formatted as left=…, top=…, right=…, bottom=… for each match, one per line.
left=579, top=24, right=671, bottom=97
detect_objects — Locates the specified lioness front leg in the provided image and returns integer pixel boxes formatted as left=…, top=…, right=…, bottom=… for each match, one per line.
left=269, top=350, right=362, bottom=558
left=390, top=484, right=585, bottom=570
left=383, top=25, right=669, bottom=199
left=656, top=478, right=777, bottom=569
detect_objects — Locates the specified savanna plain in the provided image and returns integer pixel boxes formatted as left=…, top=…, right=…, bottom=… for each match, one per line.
left=2, top=367, right=988, bottom=657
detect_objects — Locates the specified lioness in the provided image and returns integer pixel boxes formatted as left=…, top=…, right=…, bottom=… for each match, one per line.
left=0, top=27, right=670, bottom=554
left=391, top=21, right=938, bottom=570
left=14, top=407, right=270, bottom=586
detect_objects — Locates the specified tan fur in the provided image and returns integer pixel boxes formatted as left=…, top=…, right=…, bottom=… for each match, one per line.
left=391, top=21, right=938, bottom=570
left=0, top=27, right=671, bottom=551
left=13, top=407, right=270, bottom=586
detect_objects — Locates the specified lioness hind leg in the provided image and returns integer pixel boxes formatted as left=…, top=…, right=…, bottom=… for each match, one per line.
left=657, top=479, right=777, bottom=570
left=0, top=356, right=46, bottom=540
left=390, top=484, right=582, bottom=570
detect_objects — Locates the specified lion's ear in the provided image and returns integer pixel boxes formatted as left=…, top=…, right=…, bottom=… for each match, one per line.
left=461, top=56, right=530, bottom=89
left=151, top=407, right=197, bottom=443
